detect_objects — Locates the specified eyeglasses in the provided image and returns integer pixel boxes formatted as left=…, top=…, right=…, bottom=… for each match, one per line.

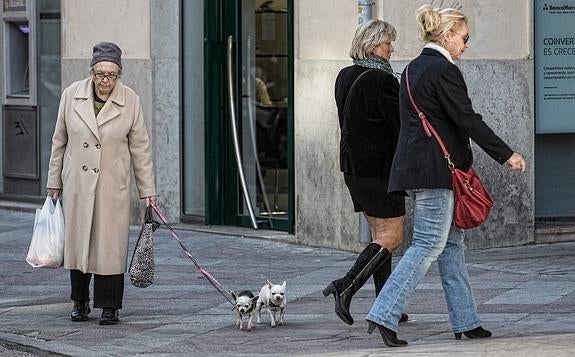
left=454, top=31, right=470, bottom=45
left=93, top=72, right=119, bottom=81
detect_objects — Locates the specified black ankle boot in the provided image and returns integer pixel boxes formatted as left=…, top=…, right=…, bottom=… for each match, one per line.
left=454, top=326, right=492, bottom=340
left=70, top=300, right=91, bottom=321
left=367, top=321, right=408, bottom=347
left=323, top=243, right=391, bottom=325
left=99, top=308, right=119, bottom=325
left=373, top=259, right=409, bottom=323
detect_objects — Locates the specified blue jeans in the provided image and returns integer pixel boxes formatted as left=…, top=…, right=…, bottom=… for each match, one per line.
left=366, top=188, right=482, bottom=333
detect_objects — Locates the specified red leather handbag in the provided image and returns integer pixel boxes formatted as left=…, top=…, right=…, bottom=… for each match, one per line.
left=405, top=66, right=493, bottom=229
left=450, top=166, right=493, bottom=229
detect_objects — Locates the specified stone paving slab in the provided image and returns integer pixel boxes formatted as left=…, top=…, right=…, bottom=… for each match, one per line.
left=1, top=209, right=575, bottom=356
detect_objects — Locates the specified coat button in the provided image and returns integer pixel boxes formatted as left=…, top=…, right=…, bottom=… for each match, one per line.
left=83, top=142, right=89, bottom=148
left=82, top=165, right=88, bottom=171
left=95, top=143, right=101, bottom=149
left=93, top=168, right=100, bottom=173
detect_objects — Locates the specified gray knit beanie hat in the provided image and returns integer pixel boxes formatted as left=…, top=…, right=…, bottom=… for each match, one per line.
left=90, top=42, right=122, bottom=69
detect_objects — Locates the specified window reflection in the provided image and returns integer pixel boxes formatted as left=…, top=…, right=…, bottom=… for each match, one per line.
left=250, top=0, right=289, bottom=220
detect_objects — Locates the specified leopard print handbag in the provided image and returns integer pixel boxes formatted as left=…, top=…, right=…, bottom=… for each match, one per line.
left=129, top=206, right=161, bottom=288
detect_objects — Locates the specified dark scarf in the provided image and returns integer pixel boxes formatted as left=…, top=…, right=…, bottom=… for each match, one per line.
left=353, top=56, right=394, bottom=76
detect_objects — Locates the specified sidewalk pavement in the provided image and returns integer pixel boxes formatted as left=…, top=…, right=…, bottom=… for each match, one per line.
left=1, top=208, right=575, bottom=357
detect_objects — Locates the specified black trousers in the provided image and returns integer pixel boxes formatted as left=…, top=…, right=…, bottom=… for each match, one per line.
left=70, top=269, right=124, bottom=309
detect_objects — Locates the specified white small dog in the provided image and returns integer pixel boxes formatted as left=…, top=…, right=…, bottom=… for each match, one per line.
left=256, top=280, right=286, bottom=327
left=231, top=290, right=258, bottom=330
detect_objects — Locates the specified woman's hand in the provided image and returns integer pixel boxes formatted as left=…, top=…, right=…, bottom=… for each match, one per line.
left=144, top=196, right=157, bottom=207
left=47, top=188, right=62, bottom=198
left=506, top=152, right=526, bottom=172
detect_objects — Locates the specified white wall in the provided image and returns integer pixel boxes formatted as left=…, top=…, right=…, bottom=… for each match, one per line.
left=62, top=0, right=150, bottom=59
left=379, top=0, right=531, bottom=60
left=298, top=0, right=532, bottom=62
left=296, top=0, right=357, bottom=60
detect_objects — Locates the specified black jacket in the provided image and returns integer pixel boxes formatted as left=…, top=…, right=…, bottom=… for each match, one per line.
left=389, top=48, right=513, bottom=192
left=335, top=65, right=401, bottom=177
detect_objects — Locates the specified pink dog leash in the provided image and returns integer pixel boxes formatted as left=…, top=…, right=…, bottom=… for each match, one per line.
left=150, top=201, right=235, bottom=306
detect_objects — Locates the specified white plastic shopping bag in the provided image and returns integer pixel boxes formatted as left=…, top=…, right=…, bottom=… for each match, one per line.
left=26, top=196, right=65, bottom=268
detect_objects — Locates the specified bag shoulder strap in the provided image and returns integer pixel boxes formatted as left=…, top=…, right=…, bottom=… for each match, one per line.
left=342, top=68, right=374, bottom=115
left=405, top=65, right=454, bottom=169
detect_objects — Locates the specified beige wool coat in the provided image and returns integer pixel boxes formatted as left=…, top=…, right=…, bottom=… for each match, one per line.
left=47, top=77, right=156, bottom=275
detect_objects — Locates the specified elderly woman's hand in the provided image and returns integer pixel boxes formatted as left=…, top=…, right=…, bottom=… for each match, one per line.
left=47, top=188, right=62, bottom=199
left=144, top=196, right=157, bottom=207
left=506, top=152, right=526, bottom=172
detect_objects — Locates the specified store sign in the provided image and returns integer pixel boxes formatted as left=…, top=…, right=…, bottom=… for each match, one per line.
left=535, top=0, right=575, bottom=133
left=3, top=0, right=25, bottom=12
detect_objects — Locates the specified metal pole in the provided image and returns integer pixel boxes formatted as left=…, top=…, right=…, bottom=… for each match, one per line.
left=245, top=36, right=273, bottom=228
left=227, top=35, right=258, bottom=229
left=358, top=0, right=375, bottom=24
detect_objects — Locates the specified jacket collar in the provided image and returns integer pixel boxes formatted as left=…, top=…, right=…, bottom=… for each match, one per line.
left=422, top=43, right=455, bottom=64
left=73, top=77, right=125, bottom=140
left=73, top=77, right=126, bottom=105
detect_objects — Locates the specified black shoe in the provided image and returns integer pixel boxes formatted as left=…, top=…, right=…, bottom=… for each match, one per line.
left=454, top=326, right=492, bottom=340
left=99, top=308, right=119, bottom=325
left=70, top=300, right=91, bottom=321
left=323, top=243, right=391, bottom=325
left=367, top=321, right=408, bottom=347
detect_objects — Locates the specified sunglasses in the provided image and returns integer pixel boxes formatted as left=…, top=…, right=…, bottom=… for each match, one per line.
left=454, top=31, right=470, bottom=44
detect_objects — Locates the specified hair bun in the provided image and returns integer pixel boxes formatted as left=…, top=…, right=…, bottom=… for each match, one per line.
left=416, top=4, right=441, bottom=34
left=415, top=3, right=467, bottom=43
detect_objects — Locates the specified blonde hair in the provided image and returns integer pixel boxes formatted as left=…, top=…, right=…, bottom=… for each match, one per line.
left=349, top=20, right=397, bottom=60
left=416, top=4, right=467, bottom=44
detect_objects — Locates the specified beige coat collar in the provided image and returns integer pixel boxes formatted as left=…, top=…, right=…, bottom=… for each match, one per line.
left=73, top=77, right=126, bottom=141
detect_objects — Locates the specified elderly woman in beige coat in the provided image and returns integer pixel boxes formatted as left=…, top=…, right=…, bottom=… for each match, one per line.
left=47, top=42, right=156, bottom=325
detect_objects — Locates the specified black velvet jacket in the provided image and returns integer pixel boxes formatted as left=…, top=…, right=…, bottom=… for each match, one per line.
left=389, top=48, right=514, bottom=192
left=335, top=65, right=401, bottom=178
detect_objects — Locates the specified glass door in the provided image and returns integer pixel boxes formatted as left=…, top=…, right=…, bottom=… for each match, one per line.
left=204, top=0, right=293, bottom=232
left=236, top=0, right=290, bottom=229
left=182, top=0, right=205, bottom=218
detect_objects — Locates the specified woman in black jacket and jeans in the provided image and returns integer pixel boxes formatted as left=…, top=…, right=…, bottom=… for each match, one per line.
left=324, top=19, right=408, bottom=326
left=365, top=4, right=526, bottom=347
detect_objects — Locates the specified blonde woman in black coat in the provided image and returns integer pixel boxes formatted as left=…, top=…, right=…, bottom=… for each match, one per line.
left=324, top=19, right=408, bottom=326
left=365, top=4, right=526, bottom=347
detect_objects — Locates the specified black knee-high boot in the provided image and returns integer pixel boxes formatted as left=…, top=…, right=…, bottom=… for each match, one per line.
left=373, top=256, right=391, bottom=296
left=323, top=243, right=391, bottom=325
left=373, top=257, right=409, bottom=322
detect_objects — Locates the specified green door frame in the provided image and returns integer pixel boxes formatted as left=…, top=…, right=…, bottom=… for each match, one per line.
left=204, top=1, right=235, bottom=226
left=204, top=0, right=294, bottom=233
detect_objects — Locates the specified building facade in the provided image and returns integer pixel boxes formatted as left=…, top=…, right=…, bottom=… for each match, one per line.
left=1, top=0, right=572, bottom=252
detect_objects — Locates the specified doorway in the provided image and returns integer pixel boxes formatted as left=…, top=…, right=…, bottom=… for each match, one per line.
left=203, top=0, right=293, bottom=232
